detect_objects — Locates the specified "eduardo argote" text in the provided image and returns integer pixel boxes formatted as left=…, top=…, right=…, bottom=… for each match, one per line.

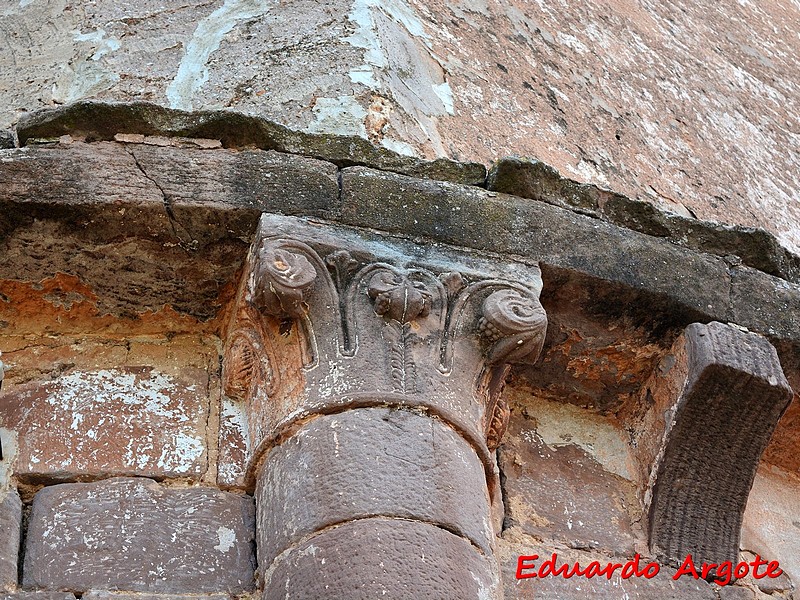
left=516, top=553, right=783, bottom=586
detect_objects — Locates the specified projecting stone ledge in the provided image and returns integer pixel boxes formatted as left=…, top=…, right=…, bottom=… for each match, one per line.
left=23, top=478, right=256, bottom=594
left=486, top=156, right=800, bottom=283
left=14, top=101, right=487, bottom=186
left=2, top=141, right=799, bottom=350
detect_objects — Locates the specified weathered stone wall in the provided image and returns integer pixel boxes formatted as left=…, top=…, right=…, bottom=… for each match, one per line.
left=1, top=120, right=798, bottom=598
left=2, top=0, right=799, bottom=254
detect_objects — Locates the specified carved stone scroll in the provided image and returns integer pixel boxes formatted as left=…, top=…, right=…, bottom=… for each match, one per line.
left=478, top=287, right=548, bottom=450
left=252, top=243, right=317, bottom=318
left=644, top=321, right=793, bottom=567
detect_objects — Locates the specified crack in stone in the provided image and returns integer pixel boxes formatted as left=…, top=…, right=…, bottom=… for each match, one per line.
left=123, top=144, right=197, bottom=250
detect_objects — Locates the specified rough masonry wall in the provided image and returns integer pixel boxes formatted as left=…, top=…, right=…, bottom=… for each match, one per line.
left=1, top=121, right=798, bottom=598
left=2, top=0, right=799, bottom=253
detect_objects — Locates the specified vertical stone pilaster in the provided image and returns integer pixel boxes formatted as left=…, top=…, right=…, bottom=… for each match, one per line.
left=221, top=215, right=548, bottom=599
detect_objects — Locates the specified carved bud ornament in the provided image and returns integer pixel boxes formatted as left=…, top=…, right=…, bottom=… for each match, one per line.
left=367, top=271, right=432, bottom=323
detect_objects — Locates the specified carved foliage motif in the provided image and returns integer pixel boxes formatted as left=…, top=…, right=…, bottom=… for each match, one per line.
left=364, top=269, right=437, bottom=394
left=478, top=288, right=548, bottom=450
left=479, top=288, right=548, bottom=366
left=228, top=232, right=549, bottom=451
left=223, top=328, right=272, bottom=401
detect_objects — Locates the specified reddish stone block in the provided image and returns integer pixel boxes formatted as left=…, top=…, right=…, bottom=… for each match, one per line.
left=0, top=594, right=75, bottom=600
left=256, top=408, right=493, bottom=567
left=23, top=477, right=255, bottom=593
left=498, top=538, right=717, bottom=600
left=499, top=410, right=640, bottom=556
left=0, top=368, right=208, bottom=481
left=263, top=518, right=498, bottom=600
left=84, top=594, right=229, bottom=600
left=216, top=398, right=248, bottom=489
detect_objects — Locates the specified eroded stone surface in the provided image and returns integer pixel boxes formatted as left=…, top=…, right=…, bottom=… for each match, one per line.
left=340, top=166, right=731, bottom=321
left=15, top=102, right=486, bottom=185
left=716, top=587, right=757, bottom=600
left=0, top=594, right=76, bottom=600
left=645, top=322, right=793, bottom=566
left=499, top=402, right=640, bottom=557
left=0, top=490, right=22, bottom=592
left=256, top=408, right=493, bottom=566
left=0, top=367, right=208, bottom=481
left=487, top=157, right=800, bottom=283
left=216, top=397, right=248, bottom=490
left=741, top=466, right=800, bottom=591
left=83, top=593, right=230, bottom=600
left=3, top=0, right=798, bottom=252
left=23, top=478, right=255, bottom=593
left=263, top=518, right=498, bottom=599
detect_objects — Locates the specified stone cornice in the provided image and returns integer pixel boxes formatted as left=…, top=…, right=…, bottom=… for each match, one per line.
left=0, top=138, right=797, bottom=349
left=9, top=101, right=799, bottom=284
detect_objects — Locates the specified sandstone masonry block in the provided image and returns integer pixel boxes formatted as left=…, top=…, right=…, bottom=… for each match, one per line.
left=84, top=593, right=230, bottom=600
left=499, top=412, right=639, bottom=556
left=256, top=408, right=493, bottom=567
left=0, top=368, right=208, bottom=481
left=716, top=586, right=757, bottom=600
left=263, top=518, right=498, bottom=600
left=216, top=398, right=248, bottom=490
left=0, top=490, right=21, bottom=591
left=339, top=166, right=731, bottom=321
left=498, top=536, right=716, bottom=600
left=23, top=478, right=255, bottom=594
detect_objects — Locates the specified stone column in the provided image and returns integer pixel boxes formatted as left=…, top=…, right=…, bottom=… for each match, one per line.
left=221, top=215, right=547, bottom=599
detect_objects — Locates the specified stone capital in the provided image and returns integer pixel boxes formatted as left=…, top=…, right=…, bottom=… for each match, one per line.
left=221, top=215, right=548, bottom=488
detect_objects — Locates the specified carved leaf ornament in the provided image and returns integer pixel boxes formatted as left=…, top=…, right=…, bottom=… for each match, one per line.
left=479, top=288, right=548, bottom=450
left=480, top=288, right=548, bottom=365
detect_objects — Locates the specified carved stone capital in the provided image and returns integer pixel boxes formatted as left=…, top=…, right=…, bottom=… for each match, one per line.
left=221, top=215, right=548, bottom=488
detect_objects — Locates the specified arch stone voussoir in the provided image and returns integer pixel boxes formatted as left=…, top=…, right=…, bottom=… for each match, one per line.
left=641, top=321, right=793, bottom=567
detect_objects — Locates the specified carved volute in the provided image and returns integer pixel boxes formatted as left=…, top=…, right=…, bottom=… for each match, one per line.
left=222, top=215, right=548, bottom=487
